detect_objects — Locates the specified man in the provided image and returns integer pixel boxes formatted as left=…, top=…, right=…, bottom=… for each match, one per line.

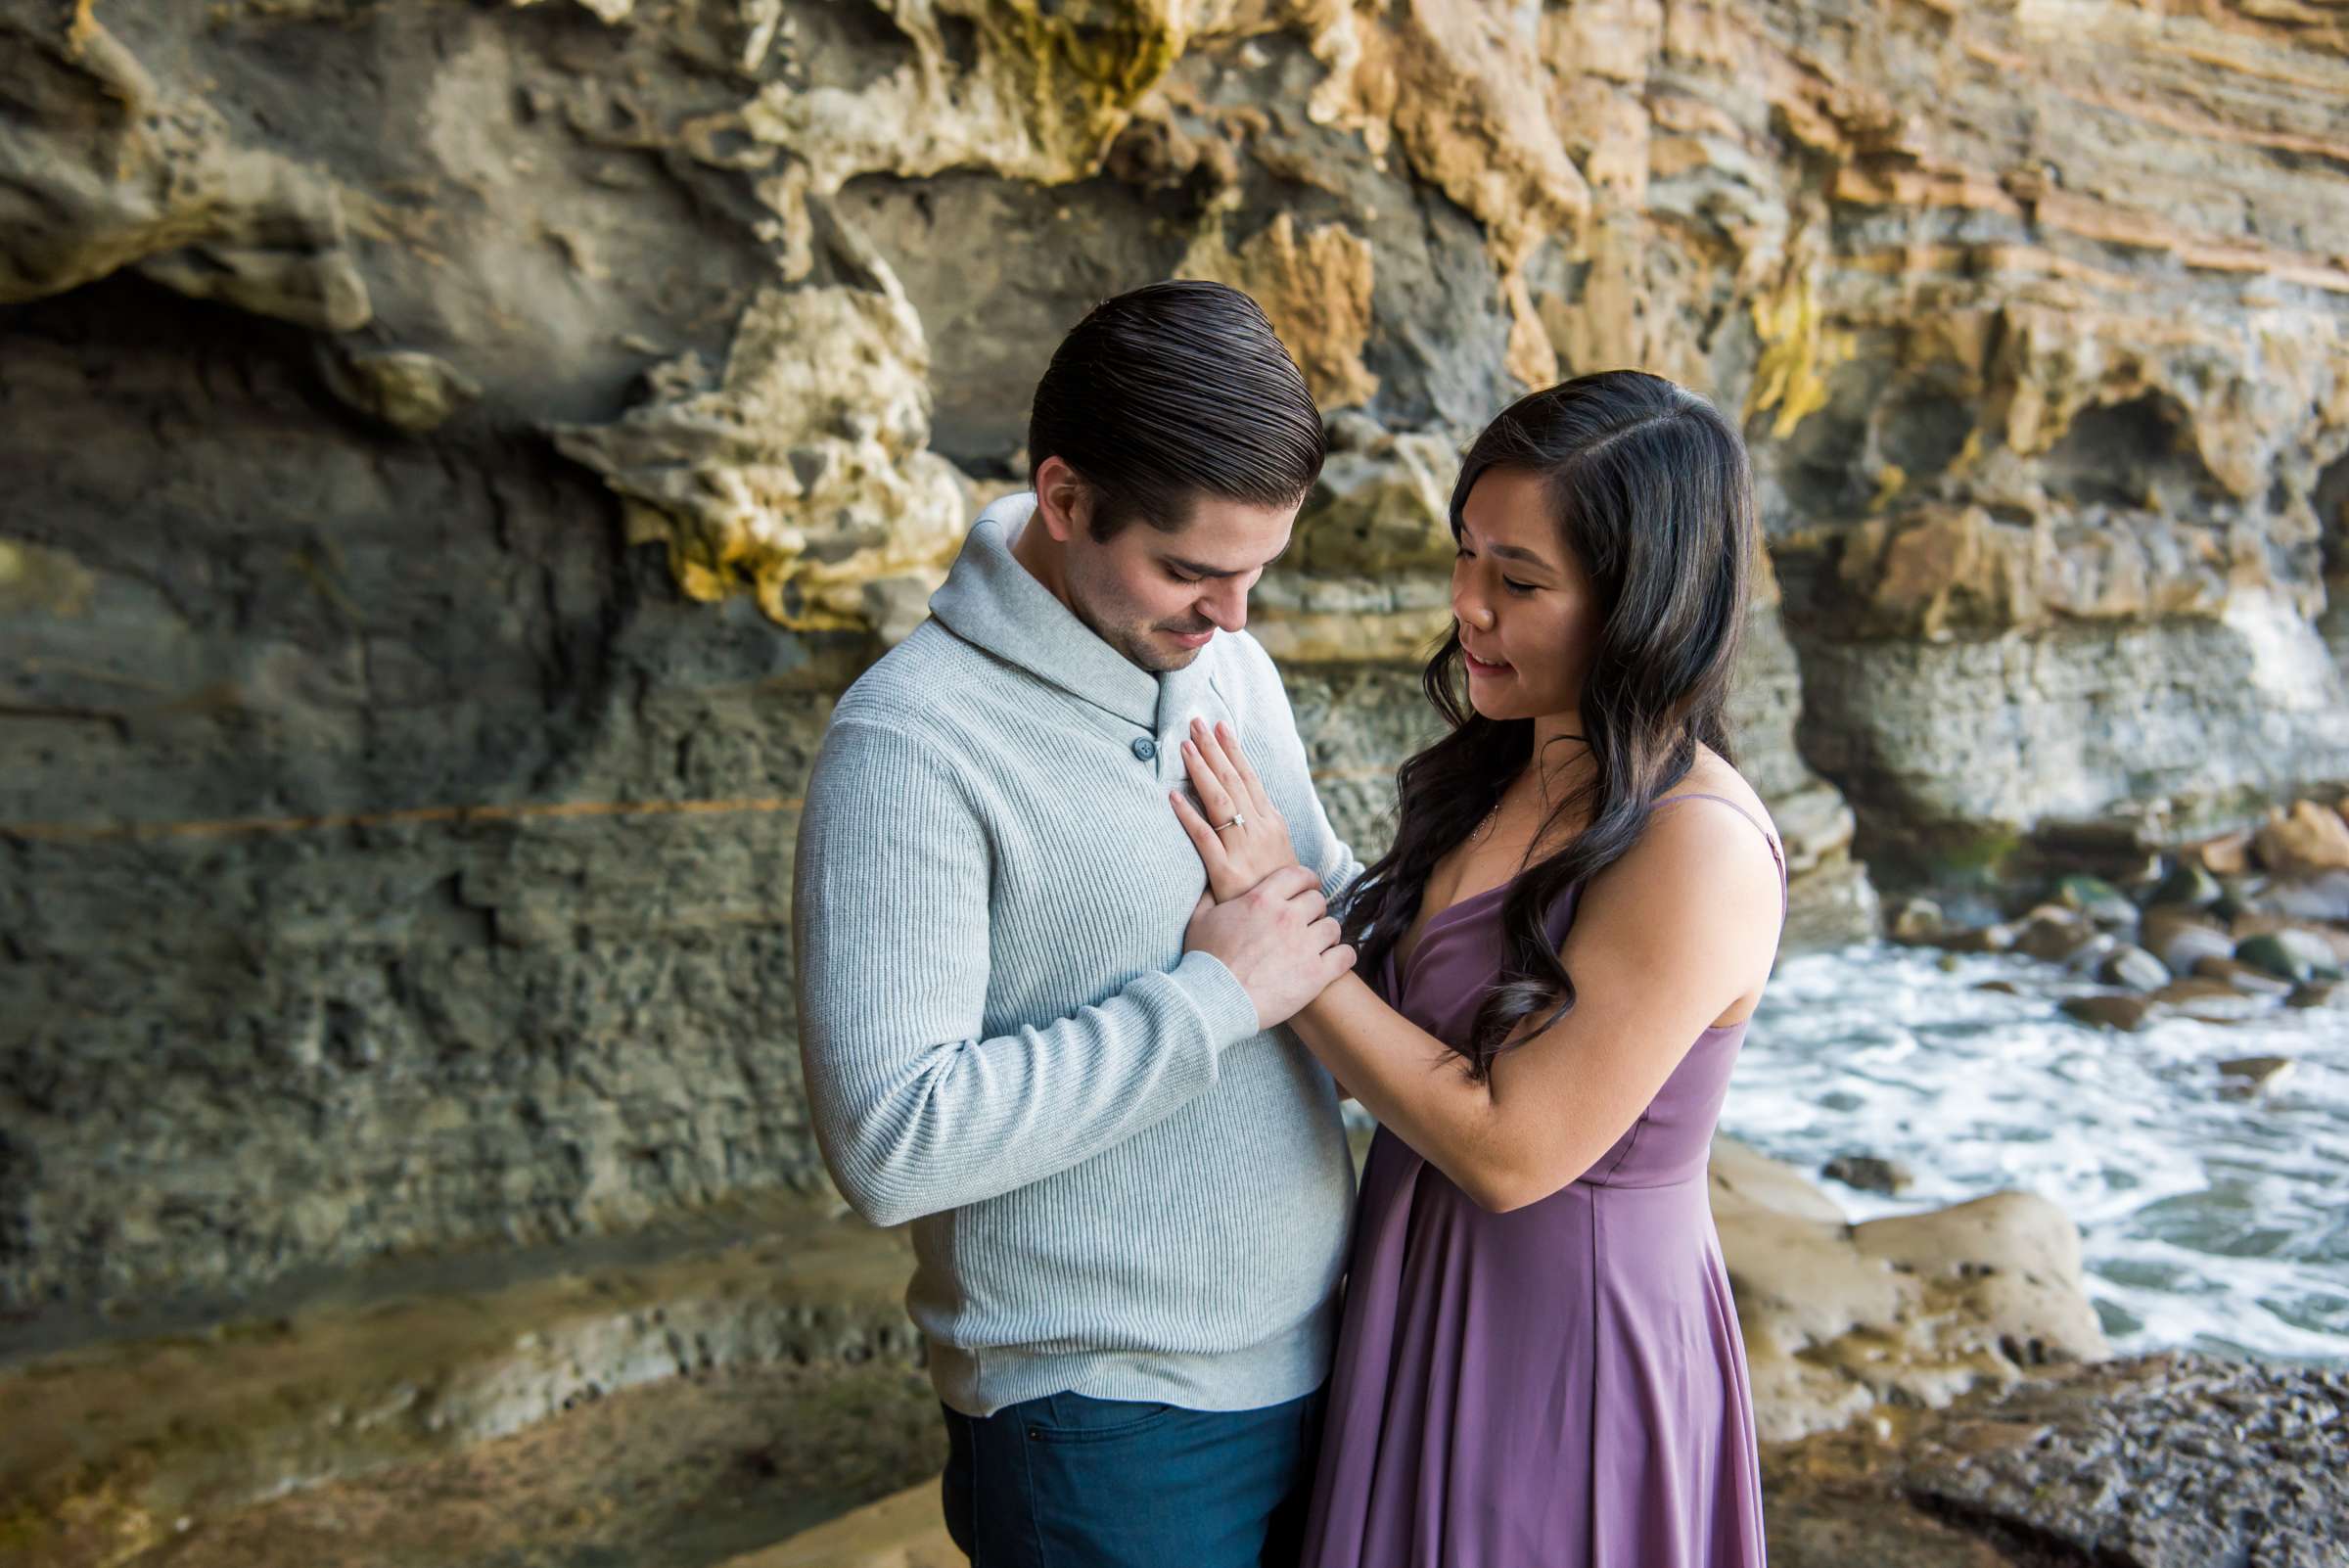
left=792, top=280, right=1362, bottom=1566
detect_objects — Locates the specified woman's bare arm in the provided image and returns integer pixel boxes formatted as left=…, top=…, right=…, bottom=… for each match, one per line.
left=1276, top=803, right=1783, bottom=1211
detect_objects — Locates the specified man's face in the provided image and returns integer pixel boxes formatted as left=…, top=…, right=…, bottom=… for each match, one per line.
left=1052, top=484, right=1299, bottom=673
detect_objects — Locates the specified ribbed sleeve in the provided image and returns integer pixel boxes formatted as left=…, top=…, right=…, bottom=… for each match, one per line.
left=786, top=545, right=1358, bottom=1417
left=794, top=719, right=1261, bottom=1228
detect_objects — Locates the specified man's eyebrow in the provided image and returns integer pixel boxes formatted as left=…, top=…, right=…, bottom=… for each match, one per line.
left=1166, top=540, right=1291, bottom=578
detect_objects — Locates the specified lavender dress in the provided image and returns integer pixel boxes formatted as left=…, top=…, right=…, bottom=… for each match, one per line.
left=1300, top=795, right=1779, bottom=1568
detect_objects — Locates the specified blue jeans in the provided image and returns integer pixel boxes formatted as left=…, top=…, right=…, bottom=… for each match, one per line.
left=939, top=1385, right=1327, bottom=1568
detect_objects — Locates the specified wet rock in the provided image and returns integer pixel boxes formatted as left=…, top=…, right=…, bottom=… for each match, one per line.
left=2263, top=868, right=2349, bottom=924
left=2051, top=873, right=2138, bottom=927
left=2060, top=993, right=2157, bottom=1032
left=1940, top=921, right=2020, bottom=954
left=2148, top=860, right=2223, bottom=910
left=1822, top=1155, right=1915, bottom=1196
left=2096, top=944, right=2170, bottom=992
left=2058, top=931, right=2121, bottom=976
left=1712, top=1141, right=2107, bottom=1444
left=2254, top=800, right=2349, bottom=878
left=2140, top=905, right=2236, bottom=975
left=2217, top=1055, right=2296, bottom=1094
left=1971, top=980, right=2023, bottom=996
left=2287, top=981, right=2344, bottom=1010
left=2016, top=905, right=2096, bottom=962
left=2235, top=929, right=2346, bottom=985
left=2148, top=977, right=2274, bottom=1025
left=2228, top=905, right=2301, bottom=941
left=2189, top=954, right=2296, bottom=997
left=1888, top=896, right=1945, bottom=945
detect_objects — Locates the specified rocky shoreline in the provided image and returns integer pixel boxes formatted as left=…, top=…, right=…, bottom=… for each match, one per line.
left=1887, top=797, right=2349, bottom=1043
left=15, top=1132, right=2340, bottom=1568
left=751, top=1353, right=2349, bottom=1568
left=12, top=788, right=2348, bottom=1564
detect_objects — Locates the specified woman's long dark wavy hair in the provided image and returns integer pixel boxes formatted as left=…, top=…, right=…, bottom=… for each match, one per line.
left=1338, top=370, right=1760, bottom=1081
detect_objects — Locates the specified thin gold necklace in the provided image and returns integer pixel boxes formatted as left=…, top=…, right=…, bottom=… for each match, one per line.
left=1468, top=735, right=1588, bottom=847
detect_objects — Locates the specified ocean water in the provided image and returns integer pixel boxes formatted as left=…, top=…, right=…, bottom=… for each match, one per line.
left=1727, top=943, right=2349, bottom=1362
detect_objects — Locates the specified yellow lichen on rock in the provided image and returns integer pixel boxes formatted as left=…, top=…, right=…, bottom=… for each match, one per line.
left=1301, top=0, right=1589, bottom=389
left=730, top=0, right=1264, bottom=236
left=1177, top=213, right=1379, bottom=409
left=551, top=265, right=968, bottom=639
left=0, top=537, right=100, bottom=620
left=1747, top=260, right=1855, bottom=441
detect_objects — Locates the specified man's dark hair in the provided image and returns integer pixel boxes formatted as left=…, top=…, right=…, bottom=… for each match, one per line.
left=1028, top=280, right=1326, bottom=542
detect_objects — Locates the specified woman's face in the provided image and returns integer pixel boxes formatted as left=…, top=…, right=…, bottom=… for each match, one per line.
left=1451, top=466, right=1602, bottom=723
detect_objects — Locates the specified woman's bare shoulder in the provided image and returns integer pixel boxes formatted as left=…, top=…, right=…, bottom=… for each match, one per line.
left=1656, top=748, right=1773, bottom=829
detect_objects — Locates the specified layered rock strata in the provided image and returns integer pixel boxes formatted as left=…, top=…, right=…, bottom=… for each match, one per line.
left=1, top=0, right=2343, bottom=1318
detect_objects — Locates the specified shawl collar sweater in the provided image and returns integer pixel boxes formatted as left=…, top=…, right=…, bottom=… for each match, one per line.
left=793, top=493, right=1361, bottom=1415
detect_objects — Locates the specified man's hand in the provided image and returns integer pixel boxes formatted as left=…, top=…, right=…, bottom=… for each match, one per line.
left=1183, top=865, right=1354, bottom=1030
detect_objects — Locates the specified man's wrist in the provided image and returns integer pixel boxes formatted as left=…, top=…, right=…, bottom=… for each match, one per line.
left=1169, top=948, right=1263, bottom=1040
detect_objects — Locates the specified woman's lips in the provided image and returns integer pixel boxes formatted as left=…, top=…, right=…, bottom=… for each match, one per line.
left=1462, top=646, right=1511, bottom=676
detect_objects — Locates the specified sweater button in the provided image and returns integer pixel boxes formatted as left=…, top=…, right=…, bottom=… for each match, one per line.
left=1131, top=736, right=1158, bottom=761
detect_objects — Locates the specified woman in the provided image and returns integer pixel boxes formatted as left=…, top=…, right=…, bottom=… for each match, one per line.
left=1169, top=371, right=1780, bottom=1566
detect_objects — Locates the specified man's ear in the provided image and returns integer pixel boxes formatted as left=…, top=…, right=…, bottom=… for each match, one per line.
left=1034, top=454, right=1087, bottom=543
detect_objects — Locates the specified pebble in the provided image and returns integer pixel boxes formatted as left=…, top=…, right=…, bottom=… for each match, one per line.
left=2149, top=978, right=2273, bottom=1025
left=1941, top=922, right=2019, bottom=954
left=2236, top=930, right=2345, bottom=986
left=2217, top=1056, right=2296, bottom=1094
left=2053, top=873, right=2140, bottom=927
left=2150, top=862, right=2224, bottom=910
left=1888, top=897, right=1944, bottom=945
left=2191, top=956, right=2295, bottom=997
left=2097, top=945, right=2171, bottom=992
left=1822, top=1154, right=1915, bottom=1195
left=2018, top=908, right=2096, bottom=962
left=2060, top=993, right=2157, bottom=1032
left=2142, top=906, right=2236, bottom=974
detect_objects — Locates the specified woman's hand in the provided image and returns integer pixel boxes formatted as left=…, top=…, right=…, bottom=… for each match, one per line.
left=1170, top=716, right=1300, bottom=902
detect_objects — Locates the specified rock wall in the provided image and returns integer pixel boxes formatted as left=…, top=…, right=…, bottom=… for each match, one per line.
left=2, top=0, right=2344, bottom=1315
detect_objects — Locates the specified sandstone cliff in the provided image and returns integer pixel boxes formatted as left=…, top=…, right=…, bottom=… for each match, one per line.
left=2, top=0, right=2344, bottom=1313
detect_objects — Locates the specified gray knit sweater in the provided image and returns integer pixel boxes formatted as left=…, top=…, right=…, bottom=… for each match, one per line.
left=792, top=494, right=1361, bottom=1417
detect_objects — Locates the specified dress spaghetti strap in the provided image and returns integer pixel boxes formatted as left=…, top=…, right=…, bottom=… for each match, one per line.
left=1652, top=792, right=1788, bottom=916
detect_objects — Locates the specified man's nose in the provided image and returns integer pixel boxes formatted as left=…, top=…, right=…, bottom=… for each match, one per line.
left=1200, top=578, right=1248, bottom=633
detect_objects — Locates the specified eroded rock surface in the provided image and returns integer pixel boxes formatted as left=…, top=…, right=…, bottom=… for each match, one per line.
left=1764, top=1355, right=2349, bottom=1568
left=1712, top=1139, right=2110, bottom=1443
left=0, top=0, right=2342, bottom=1322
